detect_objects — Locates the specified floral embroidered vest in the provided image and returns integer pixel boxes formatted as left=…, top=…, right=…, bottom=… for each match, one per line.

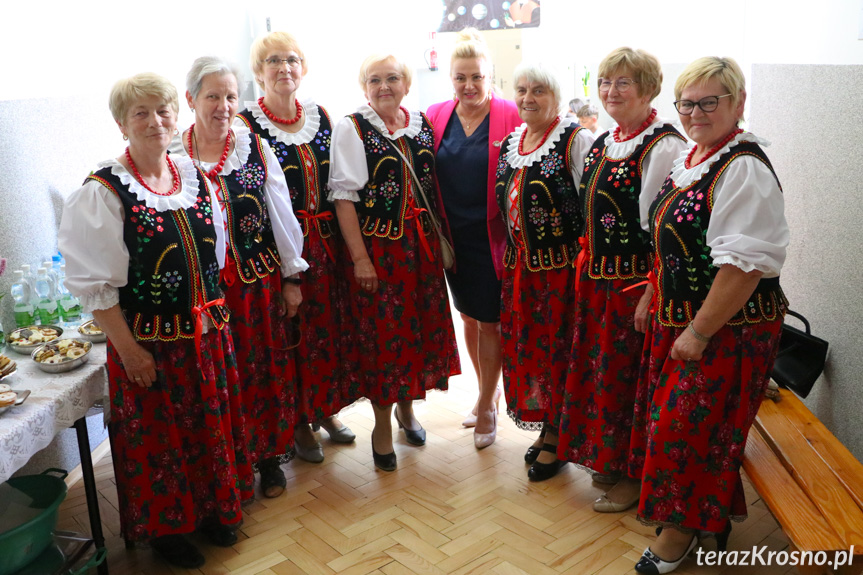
left=86, top=167, right=229, bottom=341
left=649, top=141, right=787, bottom=327
left=237, top=105, right=337, bottom=240
left=348, top=112, right=437, bottom=240
left=216, top=133, right=282, bottom=284
left=494, top=125, right=583, bottom=272
left=581, top=125, right=685, bottom=280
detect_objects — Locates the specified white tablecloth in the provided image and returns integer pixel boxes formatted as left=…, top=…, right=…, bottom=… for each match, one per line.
left=0, top=341, right=108, bottom=483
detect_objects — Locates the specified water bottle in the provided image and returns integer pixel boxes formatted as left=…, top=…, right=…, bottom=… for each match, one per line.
left=57, top=266, right=82, bottom=323
left=34, top=268, right=60, bottom=325
left=11, top=270, right=36, bottom=327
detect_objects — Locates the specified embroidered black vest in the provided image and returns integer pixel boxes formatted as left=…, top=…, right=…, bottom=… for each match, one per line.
left=494, top=125, right=583, bottom=272
left=237, top=105, right=337, bottom=240
left=649, top=141, right=787, bottom=327
left=348, top=112, right=438, bottom=240
left=86, top=166, right=229, bottom=341
left=215, top=133, right=282, bottom=284
left=581, top=125, right=685, bottom=280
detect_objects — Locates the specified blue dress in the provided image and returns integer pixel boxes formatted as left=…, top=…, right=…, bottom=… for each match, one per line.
left=437, top=112, right=501, bottom=323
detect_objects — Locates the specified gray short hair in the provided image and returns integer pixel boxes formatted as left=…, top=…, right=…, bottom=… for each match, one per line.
left=577, top=104, right=599, bottom=118
left=512, top=62, right=562, bottom=110
left=186, top=56, right=242, bottom=100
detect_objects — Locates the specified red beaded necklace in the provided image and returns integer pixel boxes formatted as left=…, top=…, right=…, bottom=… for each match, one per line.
left=613, top=108, right=658, bottom=143
left=386, top=107, right=411, bottom=135
left=518, top=116, right=561, bottom=156
left=684, top=128, right=743, bottom=169
left=187, top=124, right=232, bottom=182
left=124, top=147, right=180, bottom=196
left=258, top=96, right=303, bottom=125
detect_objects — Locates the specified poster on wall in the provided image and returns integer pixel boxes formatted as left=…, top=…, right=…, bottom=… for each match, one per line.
left=437, top=0, right=541, bottom=32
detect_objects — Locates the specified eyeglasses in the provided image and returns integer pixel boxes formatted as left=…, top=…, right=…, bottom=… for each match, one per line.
left=673, top=94, right=732, bottom=115
left=598, top=78, right=638, bottom=93
left=366, top=75, right=403, bottom=87
left=264, top=56, right=303, bottom=69
left=453, top=74, right=486, bottom=84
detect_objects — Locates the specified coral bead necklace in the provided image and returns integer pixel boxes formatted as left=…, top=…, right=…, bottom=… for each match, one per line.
left=518, top=116, right=560, bottom=155
left=684, top=128, right=743, bottom=169
left=125, top=147, right=179, bottom=196
left=187, top=124, right=232, bottom=181
left=258, top=96, right=303, bottom=125
left=613, top=108, right=657, bottom=143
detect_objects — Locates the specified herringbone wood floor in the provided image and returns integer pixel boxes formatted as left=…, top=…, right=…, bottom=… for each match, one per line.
left=57, top=319, right=795, bottom=575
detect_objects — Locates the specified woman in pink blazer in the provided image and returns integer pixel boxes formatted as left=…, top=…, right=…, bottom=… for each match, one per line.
left=427, top=28, right=521, bottom=449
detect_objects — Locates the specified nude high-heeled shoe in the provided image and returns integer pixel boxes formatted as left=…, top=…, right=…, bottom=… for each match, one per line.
left=474, top=410, right=497, bottom=449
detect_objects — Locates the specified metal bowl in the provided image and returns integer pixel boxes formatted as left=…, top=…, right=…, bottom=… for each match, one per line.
left=7, top=326, right=64, bottom=355
left=77, top=320, right=107, bottom=343
left=31, top=339, right=92, bottom=374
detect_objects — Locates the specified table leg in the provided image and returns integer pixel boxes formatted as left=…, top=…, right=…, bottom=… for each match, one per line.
left=74, top=416, right=109, bottom=575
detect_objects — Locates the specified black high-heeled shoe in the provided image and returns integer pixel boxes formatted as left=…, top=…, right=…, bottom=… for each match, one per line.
left=371, top=428, right=397, bottom=471
left=394, top=408, right=426, bottom=446
left=527, top=444, right=568, bottom=482
left=524, top=424, right=548, bottom=464
left=151, top=534, right=206, bottom=568
left=635, top=535, right=698, bottom=574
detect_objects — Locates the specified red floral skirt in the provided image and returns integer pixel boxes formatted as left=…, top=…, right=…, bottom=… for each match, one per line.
left=223, top=269, right=296, bottom=464
left=628, top=317, right=782, bottom=533
left=107, top=327, right=254, bottom=542
left=340, top=224, right=460, bottom=405
left=500, top=262, right=576, bottom=429
left=295, top=227, right=358, bottom=423
left=558, top=277, right=646, bottom=473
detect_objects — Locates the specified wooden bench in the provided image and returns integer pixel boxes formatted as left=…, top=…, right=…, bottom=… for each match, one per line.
left=743, top=387, right=863, bottom=574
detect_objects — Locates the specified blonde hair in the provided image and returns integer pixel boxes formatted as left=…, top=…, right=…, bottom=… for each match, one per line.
left=675, top=56, right=746, bottom=111
left=109, top=73, right=178, bottom=123
left=249, top=31, right=307, bottom=90
left=451, top=28, right=491, bottom=66
left=357, top=53, right=413, bottom=91
left=512, top=62, right=562, bottom=110
left=597, top=47, right=663, bottom=101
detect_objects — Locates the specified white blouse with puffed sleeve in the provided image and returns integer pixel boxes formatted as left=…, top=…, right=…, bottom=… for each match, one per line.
left=59, top=154, right=225, bottom=313
left=665, top=132, right=788, bottom=277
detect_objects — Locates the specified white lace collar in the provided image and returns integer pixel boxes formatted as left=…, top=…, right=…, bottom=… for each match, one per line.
left=601, top=116, right=673, bottom=160
left=100, top=154, right=199, bottom=212
left=504, top=116, right=574, bottom=169
left=357, top=104, right=422, bottom=140
left=668, top=131, right=770, bottom=188
left=243, top=96, right=321, bottom=146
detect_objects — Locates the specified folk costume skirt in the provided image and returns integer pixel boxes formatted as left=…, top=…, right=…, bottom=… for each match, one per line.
left=107, top=327, right=253, bottom=541
left=628, top=317, right=782, bottom=533
left=295, top=224, right=358, bottom=423
left=341, top=222, right=460, bottom=405
left=223, top=268, right=296, bottom=464
left=500, top=260, right=576, bottom=429
left=557, top=276, right=646, bottom=474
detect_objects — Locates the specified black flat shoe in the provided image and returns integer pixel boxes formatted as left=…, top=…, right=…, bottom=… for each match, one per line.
left=198, top=519, right=238, bottom=547
left=524, top=424, right=548, bottom=463
left=151, top=534, right=205, bottom=568
left=259, top=457, right=287, bottom=498
left=394, top=409, right=426, bottom=446
left=527, top=444, right=568, bottom=482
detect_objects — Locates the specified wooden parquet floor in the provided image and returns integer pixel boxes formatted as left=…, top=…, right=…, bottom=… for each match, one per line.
left=56, top=320, right=796, bottom=575
left=57, top=378, right=796, bottom=575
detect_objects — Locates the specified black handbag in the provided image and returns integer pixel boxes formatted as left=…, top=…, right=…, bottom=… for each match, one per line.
left=771, top=310, right=829, bottom=399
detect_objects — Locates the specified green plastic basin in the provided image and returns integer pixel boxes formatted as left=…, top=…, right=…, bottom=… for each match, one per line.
left=0, top=469, right=67, bottom=575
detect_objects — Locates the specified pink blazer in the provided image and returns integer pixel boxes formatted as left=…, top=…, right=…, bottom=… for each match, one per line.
left=427, top=94, right=521, bottom=278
